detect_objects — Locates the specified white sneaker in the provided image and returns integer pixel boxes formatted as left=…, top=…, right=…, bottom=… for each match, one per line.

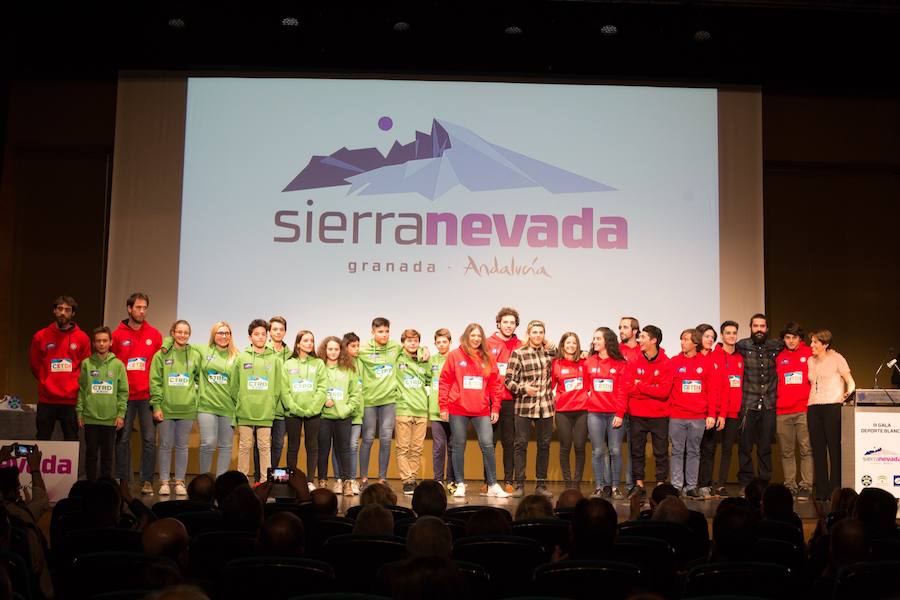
left=453, top=482, right=466, bottom=498
left=174, top=481, right=187, bottom=496
left=487, top=483, right=511, bottom=498
left=351, top=480, right=360, bottom=495
left=332, top=479, right=343, bottom=494
left=307, top=482, right=316, bottom=493
left=158, top=482, right=171, bottom=496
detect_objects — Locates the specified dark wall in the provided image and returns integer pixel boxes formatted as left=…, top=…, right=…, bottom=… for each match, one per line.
left=1, top=82, right=898, bottom=402
left=0, top=80, right=116, bottom=401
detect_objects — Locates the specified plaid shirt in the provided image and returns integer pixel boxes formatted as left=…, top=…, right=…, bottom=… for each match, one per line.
left=505, top=344, right=556, bottom=418
left=736, top=337, right=785, bottom=411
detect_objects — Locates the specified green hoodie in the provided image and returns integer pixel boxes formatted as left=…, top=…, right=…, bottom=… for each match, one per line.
left=321, top=363, right=361, bottom=420
left=267, top=342, right=292, bottom=420
left=197, top=344, right=238, bottom=418
left=282, top=354, right=327, bottom=417
left=395, top=350, right=431, bottom=418
left=230, top=345, right=285, bottom=427
left=149, top=340, right=203, bottom=420
left=356, top=338, right=404, bottom=408
left=76, top=352, right=129, bottom=426
left=427, top=352, right=448, bottom=421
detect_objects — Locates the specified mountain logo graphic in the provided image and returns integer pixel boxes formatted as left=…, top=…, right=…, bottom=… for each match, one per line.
left=283, top=118, right=615, bottom=200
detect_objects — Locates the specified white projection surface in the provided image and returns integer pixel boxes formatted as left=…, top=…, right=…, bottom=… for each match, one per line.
left=179, top=77, right=719, bottom=351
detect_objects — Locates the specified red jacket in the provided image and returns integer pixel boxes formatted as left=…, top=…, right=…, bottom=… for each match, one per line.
left=585, top=354, right=629, bottom=416
left=669, top=352, right=716, bottom=420
left=619, top=342, right=642, bottom=364
left=485, top=333, right=522, bottom=402
left=439, top=346, right=503, bottom=417
left=699, top=349, right=725, bottom=419
left=110, top=320, right=163, bottom=401
left=626, top=349, right=672, bottom=418
left=29, top=323, right=91, bottom=405
left=775, top=343, right=812, bottom=415
left=551, top=358, right=589, bottom=412
left=714, top=344, right=744, bottom=418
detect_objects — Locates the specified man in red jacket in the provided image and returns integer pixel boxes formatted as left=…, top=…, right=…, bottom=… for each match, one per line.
left=111, top=292, right=163, bottom=494
left=626, top=325, right=672, bottom=498
left=775, top=322, right=813, bottom=500
left=29, top=296, right=91, bottom=440
left=484, top=307, right=522, bottom=494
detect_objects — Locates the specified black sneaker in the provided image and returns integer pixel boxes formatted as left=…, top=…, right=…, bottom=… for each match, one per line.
left=715, top=486, right=729, bottom=497
left=402, top=482, right=415, bottom=495
left=601, top=485, right=613, bottom=499
left=628, top=484, right=646, bottom=499
left=685, top=488, right=703, bottom=500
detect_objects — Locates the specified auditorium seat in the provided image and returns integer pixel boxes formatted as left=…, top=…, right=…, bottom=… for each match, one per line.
left=90, top=590, right=155, bottom=600
left=612, top=536, right=678, bottom=595
left=393, top=517, right=466, bottom=541
left=532, top=560, right=647, bottom=600
left=683, top=562, right=793, bottom=599
left=832, top=560, right=900, bottom=600
left=223, top=556, right=335, bottom=600
left=296, top=594, right=391, bottom=600
left=173, top=511, right=224, bottom=537
left=553, top=508, right=575, bottom=521
left=306, top=518, right=355, bottom=557
left=446, top=505, right=512, bottom=523
left=511, top=518, right=571, bottom=558
left=65, top=552, right=180, bottom=600
left=150, top=500, right=213, bottom=519
left=753, top=538, right=805, bottom=577
left=451, top=535, right=545, bottom=597
left=264, top=501, right=315, bottom=521
left=618, top=520, right=702, bottom=567
left=187, top=531, right=258, bottom=580
left=49, top=497, right=84, bottom=548
left=344, top=504, right=414, bottom=523
left=755, top=519, right=805, bottom=549
left=58, top=528, right=143, bottom=568
left=321, top=534, right=407, bottom=592
left=375, top=559, right=490, bottom=600
left=0, top=551, right=32, bottom=600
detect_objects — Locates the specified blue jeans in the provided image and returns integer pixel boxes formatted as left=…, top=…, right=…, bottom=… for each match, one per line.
left=587, top=412, right=625, bottom=488
left=255, top=418, right=285, bottom=479
left=360, top=404, right=396, bottom=479
left=115, top=399, right=156, bottom=483
left=669, top=418, right=706, bottom=490
left=450, top=414, right=496, bottom=485
left=197, top=412, right=233, bottom=476
left=332, top=423, right=361, bottom=479
left=158, top=418, right=194, bottom=481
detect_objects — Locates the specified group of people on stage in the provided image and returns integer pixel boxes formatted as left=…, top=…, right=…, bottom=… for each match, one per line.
left=30, top=293, right=855, bottom=502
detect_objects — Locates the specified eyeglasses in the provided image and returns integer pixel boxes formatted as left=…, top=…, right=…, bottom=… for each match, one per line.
left=215, top=331, right=232, bottom=336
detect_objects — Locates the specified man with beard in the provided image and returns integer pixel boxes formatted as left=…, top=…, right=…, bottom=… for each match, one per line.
left=735, top=314, right=784, bottom=486
left=112, top=292, right=163, bottom=494
left=30, top=295, right=91, bottom=440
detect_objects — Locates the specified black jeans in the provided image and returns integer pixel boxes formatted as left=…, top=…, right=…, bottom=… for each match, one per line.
left=84, top=424, right=116, bottom=480
left=484, top=400, right=516, bottom=484
left=36, top=404, right=78, bottom=441
left=630, top=416, right=669, bottom=483
left=738, top=407, right=777, bottom=486
left=556, top=410, right=588, bottom=483
left=286, top=415, right=321, bottom=478
left=807, top=403, right=842, bottom=500
left=514, top=415, right=553, bottom=485
left=317, top=417, right=352, bottom=481
left=698, top=418, right=742, bottom=487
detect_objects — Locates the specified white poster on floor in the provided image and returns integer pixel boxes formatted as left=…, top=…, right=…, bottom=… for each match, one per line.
left=854, top=411, right=900, bottom=497
left=0, top=440, right=79, bottom=503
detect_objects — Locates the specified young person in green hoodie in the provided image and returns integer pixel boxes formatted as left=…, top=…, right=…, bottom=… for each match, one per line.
left=428, top=328, right=455, bottom=490
left=77, top=326, right=128, bottom=481
left=150, top=320, right=203, bottom=496
left=357, top=317, right=429, bottom=489
left=231, top=319, right=286, bottom=484
left=331, top=332, right=363, bottom=494
left=396, top=329, right=432, bottom=495
left=283, top=330, right=328, bottom=489
left=316, top=336, right=361, bottom=496
left=254, top=315, right=290, bottom=479
left=197, top=321, right=238, bottom=476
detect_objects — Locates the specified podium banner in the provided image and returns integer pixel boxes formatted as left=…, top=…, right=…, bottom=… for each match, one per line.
left=853, top=411, right=900, bottom=495
left=0, top=440, right=79, bottom=503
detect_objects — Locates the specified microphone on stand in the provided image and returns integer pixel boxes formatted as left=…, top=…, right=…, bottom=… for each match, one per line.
left=874, top=348, right=896, bottom=389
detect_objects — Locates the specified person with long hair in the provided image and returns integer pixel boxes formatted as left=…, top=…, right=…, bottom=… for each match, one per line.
left=316, top=336, right=361, bottom=496
left=807, top=329, right=855, bottom=501
left=552, top=332, right=589, bottom=490
left=668, top=328, right=716, bottom=499
left=584, top=327, right=629, bottom=499
left=197, top=321, right=238, bottom=476
left=331, top=332, right=363, bottom=494
left=439, top=323, right=510, bottom=498
left=283, top=330, right=327, bottom=488
left=150, top=320, right=203, bottom=496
